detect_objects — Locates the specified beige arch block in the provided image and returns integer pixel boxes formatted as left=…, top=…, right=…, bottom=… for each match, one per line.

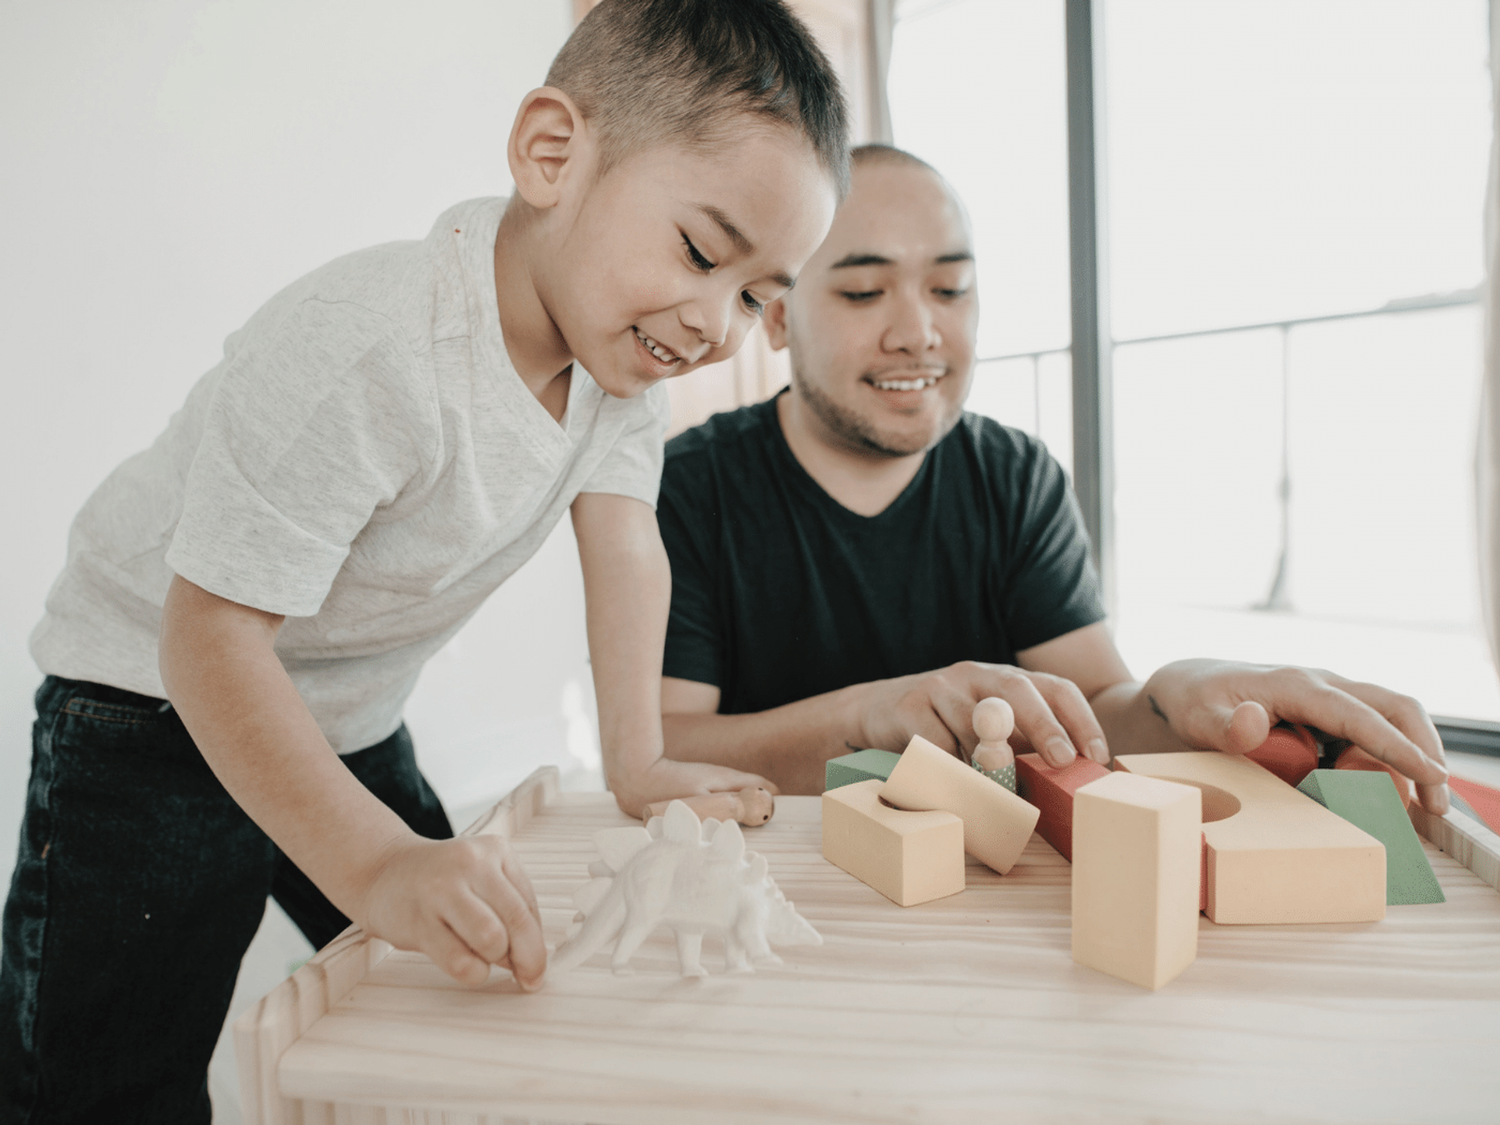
left=1072, top=771, right=1203, bottom=990
left=1114, top=751, right=1386, bottom=924
left=880, top=735, right=1040, bottom=875
left=821, top=780, right=966, bottom=907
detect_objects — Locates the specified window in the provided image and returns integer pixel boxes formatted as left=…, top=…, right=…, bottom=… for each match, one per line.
left=889, top=0, right=1496, bottom=719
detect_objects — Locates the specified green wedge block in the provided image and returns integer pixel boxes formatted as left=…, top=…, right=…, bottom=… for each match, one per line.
left=824, top=748, right=902, bottom=792
left=1297, top=769, right=1444, bottom=905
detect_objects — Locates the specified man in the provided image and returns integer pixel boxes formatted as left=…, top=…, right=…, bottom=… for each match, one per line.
left=656, top=143, right=1449, bottom=814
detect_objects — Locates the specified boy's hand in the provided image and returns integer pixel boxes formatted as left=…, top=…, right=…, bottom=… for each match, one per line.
left=609, top=757, right=779, bottom=821
left=356, top=834, right=547, bottom=990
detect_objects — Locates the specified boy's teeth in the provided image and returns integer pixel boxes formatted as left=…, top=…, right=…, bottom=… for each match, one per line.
left=873, top=376, right=938, bottom=391
left=634, top=327, right=680, bottom=363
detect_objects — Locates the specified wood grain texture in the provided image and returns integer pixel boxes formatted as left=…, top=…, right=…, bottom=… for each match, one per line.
left=243, top=767, right=1500, bottom=1125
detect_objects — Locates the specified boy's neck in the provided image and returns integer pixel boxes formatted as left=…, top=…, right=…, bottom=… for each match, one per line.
left=493, top=202, right=574, bottom=421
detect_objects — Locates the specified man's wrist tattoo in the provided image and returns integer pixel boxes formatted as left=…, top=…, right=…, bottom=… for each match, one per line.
left=1147, top=694, right=1169, bottom=724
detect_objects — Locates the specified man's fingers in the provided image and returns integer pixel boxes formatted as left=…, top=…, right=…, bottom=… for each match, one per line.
left=1031, top=675, right=1109, bottom=764
left=988, top=675, right=1076, bottom=768
left=425, top=917, right=493, bottom=987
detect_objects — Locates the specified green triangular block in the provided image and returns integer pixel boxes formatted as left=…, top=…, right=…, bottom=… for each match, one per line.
left=1297, top=769, right=1444, bottom=905
left=825, top=748, right=903, bottom=792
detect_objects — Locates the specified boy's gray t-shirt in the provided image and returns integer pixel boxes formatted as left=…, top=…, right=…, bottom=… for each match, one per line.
left=31, top=197, right=669, bottom=753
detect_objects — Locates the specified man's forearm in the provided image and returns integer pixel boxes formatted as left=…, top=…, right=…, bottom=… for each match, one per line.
left=663, top=684, right=870, bottom=795
left=1088, top=679, right=1196, bottom=759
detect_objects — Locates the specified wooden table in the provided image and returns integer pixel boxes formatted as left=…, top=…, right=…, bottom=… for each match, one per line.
left=237, top=766, right=1500, bottom=1125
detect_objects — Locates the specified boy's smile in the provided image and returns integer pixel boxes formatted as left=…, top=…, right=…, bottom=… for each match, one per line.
left=513, top=122, right=838, bottom=402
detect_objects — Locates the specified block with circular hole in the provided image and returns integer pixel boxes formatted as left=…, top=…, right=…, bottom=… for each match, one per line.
left=1112, top=752, right=1385, bottom=925
left=1072, top=771, right=1203, bottom=990
left=821, top=780, right=966, bottom=907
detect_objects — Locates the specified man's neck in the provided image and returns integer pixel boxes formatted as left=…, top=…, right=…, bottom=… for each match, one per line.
left=775, top=392, right=927, bottom=518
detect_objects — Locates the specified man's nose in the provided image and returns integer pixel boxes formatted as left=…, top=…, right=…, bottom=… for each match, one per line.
left=883, top=291, right=941, bottom=354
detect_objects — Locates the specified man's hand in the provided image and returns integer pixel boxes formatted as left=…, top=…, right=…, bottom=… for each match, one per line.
left=854, top=660, right=1109, bottom=769
left=357, top=834, right=547, bottom=990
left=1140, top=659, right=1450, bottom=814
left=607, top=756, right=779, bottom=820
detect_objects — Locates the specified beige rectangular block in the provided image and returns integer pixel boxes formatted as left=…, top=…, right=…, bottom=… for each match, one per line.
left=821, top=780, right=966, bottom=906
left=1114, top=752, right=1386, bottom=924
left=1072, top=771, right=1202, bottom=990
left=879, top=735, right=1040, bottom=875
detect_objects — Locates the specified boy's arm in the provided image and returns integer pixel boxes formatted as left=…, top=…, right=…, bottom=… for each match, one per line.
left=570, top=491, right=777, bottom=817
left=158, top=575, right=546, bottom=988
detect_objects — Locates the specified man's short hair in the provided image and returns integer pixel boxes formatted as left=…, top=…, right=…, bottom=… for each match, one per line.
left=850, top=142, right=938, bottom=175
left=548, top=0, right=851, bottom=197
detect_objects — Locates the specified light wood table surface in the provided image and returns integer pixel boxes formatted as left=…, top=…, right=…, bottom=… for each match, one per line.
left=238, top=766, right=1500, bottom=1125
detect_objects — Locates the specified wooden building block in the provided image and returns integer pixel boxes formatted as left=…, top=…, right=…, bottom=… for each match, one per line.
left=880, top=735, right=1040, bottom=875
left=1449, top=775, right=1500, bottom=835
left=821, top=780, right=966, bottom=906
left=1014, top=752, right=1111, bottom=862
left=825, top=748, right=902, bottom=792
left=1297, top=770, right=1444, bottom=905
left=1071, top=771, right=1202, bottom=990
left=1244, top=723, right=1319, bottom=787
left=1334, top=743, right=1414, bottom=808
left=1114, top=752, right=1385, bottom=924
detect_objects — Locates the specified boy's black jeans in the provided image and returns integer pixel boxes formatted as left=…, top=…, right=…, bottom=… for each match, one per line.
left=0, top=676, right=453, bottom=1124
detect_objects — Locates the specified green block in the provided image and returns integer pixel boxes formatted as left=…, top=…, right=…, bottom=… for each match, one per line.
left=824, top=748, right=902, bottom=792
left=1297, top=769, right=1444, bottom=905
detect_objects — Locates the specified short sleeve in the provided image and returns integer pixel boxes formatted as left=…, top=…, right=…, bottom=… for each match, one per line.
left=657, top=438, right=724, bottom=688
left=165, top=300, right=435, bottom=617
left=997, top=438, right=1106, bottom=652
left=578, top=384, right=670, bottom=507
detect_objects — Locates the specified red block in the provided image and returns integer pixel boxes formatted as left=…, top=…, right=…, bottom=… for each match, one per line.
left=1335, top=744, right=1413, bottom=809
left=1015, top=753, right=1110, bottom=862
left=1449, top=775, right=1500, bottom=834
left=1244, top=724, right=1319, bottom=787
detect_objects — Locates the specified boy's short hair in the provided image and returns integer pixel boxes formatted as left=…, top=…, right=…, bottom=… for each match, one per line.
left=548, top=0, right=850, bottom=197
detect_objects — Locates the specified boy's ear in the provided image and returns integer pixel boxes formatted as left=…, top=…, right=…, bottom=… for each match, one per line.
left=507, top=87, right=593, bottom=210
left=763, top=297, right=791, bottom=351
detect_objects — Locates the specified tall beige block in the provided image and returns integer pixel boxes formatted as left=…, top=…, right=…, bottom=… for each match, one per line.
left=1072, top=771, right=1202, bottom=991
left=822, top=780, right=966, bottom=907
left=879, top=735, right=1040, bottom=875
left=1114, top=752, right=1386, bottom=924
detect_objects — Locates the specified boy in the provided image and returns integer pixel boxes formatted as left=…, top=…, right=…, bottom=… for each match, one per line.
left=0, top=0, right=847, bottom=1118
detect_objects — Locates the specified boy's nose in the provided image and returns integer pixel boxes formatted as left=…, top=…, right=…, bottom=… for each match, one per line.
left=681, top=293, right=731, bottom=351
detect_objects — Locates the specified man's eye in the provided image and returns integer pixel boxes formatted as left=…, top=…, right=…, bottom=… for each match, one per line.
left=935, top=287, right=970, bottom=300
left=840, top=290, right=881, bottom=304
left=682, top=235, right=715, bottom=272
left=741, top=291, right=765, bottom=315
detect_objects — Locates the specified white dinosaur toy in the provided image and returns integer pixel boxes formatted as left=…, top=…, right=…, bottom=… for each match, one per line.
left=550, top=799, right=822, bottom=978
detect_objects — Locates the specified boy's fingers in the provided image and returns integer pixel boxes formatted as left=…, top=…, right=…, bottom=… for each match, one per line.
left=426, top=920, right=492, bottom=987
left=473, top=862, right=547, bottom=989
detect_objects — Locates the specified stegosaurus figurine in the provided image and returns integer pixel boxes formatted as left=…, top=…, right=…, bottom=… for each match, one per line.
left=550, top=799, right=822, bottom=977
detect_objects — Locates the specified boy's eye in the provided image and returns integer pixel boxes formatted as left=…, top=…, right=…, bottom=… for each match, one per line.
left=682, top=234, right=715, bottom=273
left=935, top=287, right=970, bottom=300
left=741, top=290, right=765, bottom=315
left=839, top=290, right=881, bottom=304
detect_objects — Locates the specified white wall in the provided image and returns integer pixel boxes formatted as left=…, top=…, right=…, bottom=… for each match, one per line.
left=0, top=1, right=604, bottom=886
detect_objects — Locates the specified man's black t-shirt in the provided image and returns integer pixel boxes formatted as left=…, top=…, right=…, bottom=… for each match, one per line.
left=658, top=394, right=1105, bottom=715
